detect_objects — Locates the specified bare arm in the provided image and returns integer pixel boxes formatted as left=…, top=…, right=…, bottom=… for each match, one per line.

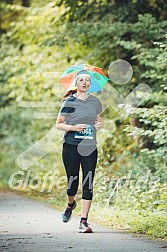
left=56, top=114, right=87, bottom=132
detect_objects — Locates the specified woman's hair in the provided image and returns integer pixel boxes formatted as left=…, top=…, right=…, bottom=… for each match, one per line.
left=62, top=89, right=77, bottom=100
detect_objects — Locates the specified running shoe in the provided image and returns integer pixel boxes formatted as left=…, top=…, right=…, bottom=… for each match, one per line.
left=79, top=220, right=93, bottom=233
left=62, top=201, right=77, bottom=223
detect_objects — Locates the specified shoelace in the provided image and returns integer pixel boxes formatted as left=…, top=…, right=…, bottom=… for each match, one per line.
left=81, top=221, right=90, bottom=227
left=64, top=206, right=73, bottom=215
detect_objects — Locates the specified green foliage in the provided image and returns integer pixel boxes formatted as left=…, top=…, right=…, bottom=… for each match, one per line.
left=124, top=105, right=167, bottom=146
left=0, top=0, right=167, bottom=239
left=91, top=206, right=167, bottom=238
left=54, top=0, right=167, bottom=93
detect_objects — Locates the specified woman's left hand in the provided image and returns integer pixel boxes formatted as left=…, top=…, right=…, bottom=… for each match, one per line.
left=94, top=121, right=102, bottom=130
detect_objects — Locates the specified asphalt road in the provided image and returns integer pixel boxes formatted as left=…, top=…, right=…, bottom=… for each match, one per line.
left=0, top=191, right=166, bottom=252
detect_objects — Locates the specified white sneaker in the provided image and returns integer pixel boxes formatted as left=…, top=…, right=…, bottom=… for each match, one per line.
left=79, top=220, right=93, bottom=233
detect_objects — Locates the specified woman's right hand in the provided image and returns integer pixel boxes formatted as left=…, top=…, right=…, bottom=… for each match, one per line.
left=73, top=124, right=87, bottom=132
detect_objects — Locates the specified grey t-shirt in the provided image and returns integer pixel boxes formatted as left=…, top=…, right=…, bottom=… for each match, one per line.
left=59, top=94, right=102, bottom=145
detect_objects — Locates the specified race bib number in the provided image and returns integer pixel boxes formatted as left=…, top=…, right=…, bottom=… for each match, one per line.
left=74, top=124, right=94, bottom=140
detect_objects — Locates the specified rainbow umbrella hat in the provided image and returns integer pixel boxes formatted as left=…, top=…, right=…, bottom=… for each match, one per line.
left=59, top=64, right=109, bottom=93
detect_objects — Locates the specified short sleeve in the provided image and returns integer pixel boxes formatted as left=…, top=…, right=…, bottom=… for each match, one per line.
left=97, top=99, right=102, bottom=115
left=59, top=99, right=75, bottom=117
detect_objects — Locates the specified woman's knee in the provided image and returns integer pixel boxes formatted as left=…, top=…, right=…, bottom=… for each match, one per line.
left=82, top=189, right=93, bottom=200
left=67, top=175, right=79, bottom=196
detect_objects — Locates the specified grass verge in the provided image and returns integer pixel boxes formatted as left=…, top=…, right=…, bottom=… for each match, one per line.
left=1, top=186, right=166, bottom=240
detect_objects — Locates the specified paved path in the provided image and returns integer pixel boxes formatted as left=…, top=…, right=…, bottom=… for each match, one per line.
left=0, top=191, right=166, bottom=252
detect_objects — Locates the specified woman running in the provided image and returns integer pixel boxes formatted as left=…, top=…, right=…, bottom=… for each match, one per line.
left=56, top=70, right=102, bottom=233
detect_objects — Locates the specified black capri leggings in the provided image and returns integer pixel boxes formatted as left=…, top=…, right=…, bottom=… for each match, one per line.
left=62, top=143, right=98, bottom=200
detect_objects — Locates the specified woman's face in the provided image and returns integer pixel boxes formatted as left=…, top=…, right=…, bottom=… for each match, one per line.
left=76, top=75, right=91, bottom=92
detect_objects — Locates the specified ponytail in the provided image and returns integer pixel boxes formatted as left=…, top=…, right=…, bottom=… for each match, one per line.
left=62, top=89, right=77, bottom=100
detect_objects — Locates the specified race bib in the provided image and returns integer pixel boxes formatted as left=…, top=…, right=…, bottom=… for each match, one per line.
left=74, top=124, right=94, bottom=140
